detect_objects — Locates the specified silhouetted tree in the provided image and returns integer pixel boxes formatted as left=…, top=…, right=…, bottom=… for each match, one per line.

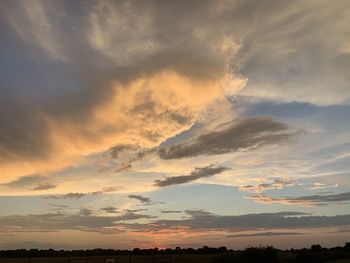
left=310, top=244, right=322, bottom=251
left=238, top=246, right=280, bottom=263
left=0, top=242, right=350, bottom=262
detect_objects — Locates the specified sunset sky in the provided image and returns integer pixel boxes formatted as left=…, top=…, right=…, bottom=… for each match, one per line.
left=0, top=0, right=350, bottom=250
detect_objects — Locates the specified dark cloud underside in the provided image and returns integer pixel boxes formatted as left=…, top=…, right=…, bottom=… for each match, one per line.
left=159, top=116, right=301, bottom=159
left=152, top=210, right=350, bottom=230
left=32, top=183, right=57, bottom=191
left=2, top=174, right=48, bottom=189
left=249, top=191, right=350, bottom=206
left=154, top=165, right=230, bottom=187
left=0, top=211, right=154, bottom=234
left=128, top=195, right=151, bottom=204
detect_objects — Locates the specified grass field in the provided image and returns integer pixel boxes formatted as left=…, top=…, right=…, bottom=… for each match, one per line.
left=1, top=254, right=350, bottom=263
left=1, top=245, right=350, bottom=263
left=0, top=254, right=217, bottom=263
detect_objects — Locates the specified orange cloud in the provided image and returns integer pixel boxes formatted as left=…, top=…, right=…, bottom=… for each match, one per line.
left=0, top=70, right=242, bottom=191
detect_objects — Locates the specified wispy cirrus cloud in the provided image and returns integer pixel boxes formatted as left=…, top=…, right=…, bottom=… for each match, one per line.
left=45, top=186, right=121, bottom=200
left=125, top=209, right=148, bottom=213
left=79, top=208, right=93, bottom=216
left=128, top=195, right=152, bottom=205
left=240, top=178, right=295, bottom=193
left=247, top=192, right=350, bottom=206
left=309, top=182, right=339, bottom=191
left=227, top=231, right=302, bottom=238
left=32, top=183, right=57, bottom=191
left=2, top=174, right=50, bottom=190
left=0, top=211, right=155, bottom=234
left=100, top=207, right=119, bottom=214
left=45, top=192, right=88, bottom=200
left=161, top=210, right=183, bottom=214
left=154, top=165, right=230, bottom=187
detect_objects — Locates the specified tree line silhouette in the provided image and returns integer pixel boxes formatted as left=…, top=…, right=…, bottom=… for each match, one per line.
left=0, top=243, right=349, bottom=263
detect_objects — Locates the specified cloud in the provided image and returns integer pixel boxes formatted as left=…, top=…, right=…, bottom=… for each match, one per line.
left=2, top=174, right=48, bottom=189
left=100, top=207, right=119, bottom=213
left=150, top=210, right=350, bottom=231
left=161, top=210, right=183, bottom=214
left=32, top=183, right=57, bottom=191
left=45, top=186, right=121, bottom=200
left=154, top=165, right=230, bottom=187
left=125, top=209, right=148, bottom=213
left=128, top=195, right=151, bottom=204
left=90, top=186, right=122, bottom=195
left=158, top=116, right=301, bottom=159
left=118, top=212, right=155, bottom=221
left=240, top=178, right=295, bottom=193
left=47, top=204, right=69, bottom=213
left=0, top=0, right=242, bottom=181
left=310, top=182, right=338, bottom=191
left=117, top=210, right=350, bottom=238
left=227, top=231, right=302, bottom=238
left=0, top=241, right=69, bottom=250
left=1, top=0, right=349, bottom=183
left=46, top=192, right=88, bottom=200
left=247, top=191, right=350, bottom=206
left=234, top=1, right=350, bottom=105
left=1, top=209, right=348, bottom=235
left=109, top=145, right=157, bottom=173
left=80, top=208, right=93, bottom=216
left=0, top=211, right=154, bottom=234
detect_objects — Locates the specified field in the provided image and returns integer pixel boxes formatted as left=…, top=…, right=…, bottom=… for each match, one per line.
left=0, top=254, right=217, bottom=263
left=1, top=254, right=350, bottom=263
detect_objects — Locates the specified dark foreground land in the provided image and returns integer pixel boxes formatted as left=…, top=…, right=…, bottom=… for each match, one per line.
left=0, top=243, right=350, bottom=263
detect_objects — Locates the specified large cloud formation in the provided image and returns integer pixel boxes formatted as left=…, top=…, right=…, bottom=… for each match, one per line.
left=151, top=210, right=350, bottom=231
left=0, top=0, right=241, bottom=181
left=0, top=211, right=154, bottom=234
left=1, top=0, right=349, bottom=182
left=0, top=209, right=349, bottom=234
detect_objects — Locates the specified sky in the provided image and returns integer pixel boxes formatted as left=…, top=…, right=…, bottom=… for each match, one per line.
left=0, top=0, right=349, bottom=250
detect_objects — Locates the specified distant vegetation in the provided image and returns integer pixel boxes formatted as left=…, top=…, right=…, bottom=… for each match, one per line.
left=0, top=243, right=349, bottom=263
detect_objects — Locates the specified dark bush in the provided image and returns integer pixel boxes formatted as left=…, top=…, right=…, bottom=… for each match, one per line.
left=238, top=246, right=280, bottom=263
